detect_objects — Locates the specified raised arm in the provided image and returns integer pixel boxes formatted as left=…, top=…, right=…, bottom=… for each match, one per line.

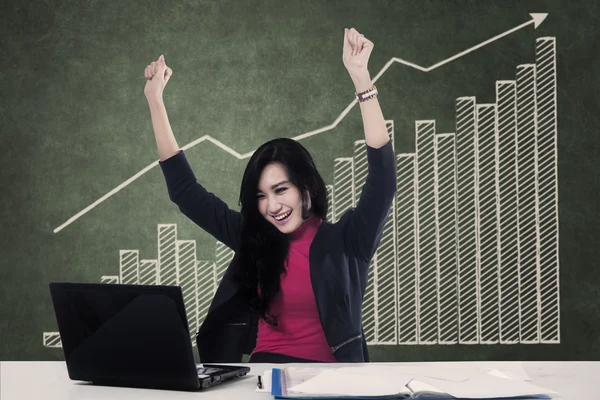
left=343, top=28, right=389, bottom=149
left=342, top=29, right=397, bottom=261
left=144, top=55, right=242, bottom=250
left=144, top=55, right=180, bottom=162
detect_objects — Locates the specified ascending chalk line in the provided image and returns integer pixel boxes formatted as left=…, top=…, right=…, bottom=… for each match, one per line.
left=54, top=13, right=547, bottom=233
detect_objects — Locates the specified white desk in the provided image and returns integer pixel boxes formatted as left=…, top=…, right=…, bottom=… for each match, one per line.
left=1, top=361, right=598, bottom=399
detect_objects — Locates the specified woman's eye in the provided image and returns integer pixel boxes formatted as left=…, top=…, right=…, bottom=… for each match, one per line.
left=256, top=194, right=265, bottom=199
left=276, top=187, right=287, bottom=194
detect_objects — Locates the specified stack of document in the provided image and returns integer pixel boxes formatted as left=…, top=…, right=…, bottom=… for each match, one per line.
left=257, top=364, right=557, bottom=399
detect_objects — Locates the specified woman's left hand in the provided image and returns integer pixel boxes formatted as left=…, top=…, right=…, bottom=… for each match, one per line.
left=343, top=27, right=373, bottom=77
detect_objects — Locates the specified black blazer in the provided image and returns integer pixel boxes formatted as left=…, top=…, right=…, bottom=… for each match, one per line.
left=159, top=140, right=397, bottom=362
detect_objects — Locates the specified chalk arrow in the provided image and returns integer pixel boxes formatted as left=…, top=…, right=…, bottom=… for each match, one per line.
left=54, top=13, right=548, bottom=233
left=371, top=13, right=548, bottom=79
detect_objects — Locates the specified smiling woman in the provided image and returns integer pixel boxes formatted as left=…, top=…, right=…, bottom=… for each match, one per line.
left=257, top=166, right=306, bottom=231
left=236, top=137, right=330, bottom=360
left=253, top=140, right=326, bottom=234
left=145, top=27, right=396, bottom=363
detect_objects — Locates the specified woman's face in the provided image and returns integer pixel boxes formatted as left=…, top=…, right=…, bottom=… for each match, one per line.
left=257, top=162, right=308, bottom=234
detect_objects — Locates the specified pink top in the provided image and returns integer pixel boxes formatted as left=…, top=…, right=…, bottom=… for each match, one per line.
left=251, top=217, right=338, bottom=362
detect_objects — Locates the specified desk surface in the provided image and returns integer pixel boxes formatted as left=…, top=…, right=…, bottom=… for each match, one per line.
left=1, top=361, right=598, bottom=399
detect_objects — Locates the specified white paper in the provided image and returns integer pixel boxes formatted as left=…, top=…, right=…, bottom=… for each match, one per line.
left=284, top=367, right=329, bottom=388
left=415, top=374, right=556, bottom=399
left=487, top=365, right=532, bottom=381
left=337, top=365, right=477, bottom=382
left=486, top=368, right=513, bottom=380
left=471, top=362, right=532, bottom=381
left=287, top=369, right=412, bottom=397
left=406, top=379, right=448, bottom=397
left=255, top=369, right=272, bottom=393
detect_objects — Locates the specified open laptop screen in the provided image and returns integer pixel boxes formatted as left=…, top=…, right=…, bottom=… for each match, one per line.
left=49, top=282, right=200, bottom=390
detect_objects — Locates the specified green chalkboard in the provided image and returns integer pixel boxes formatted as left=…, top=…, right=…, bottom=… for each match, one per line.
left=1, top=0, right=599, bottom=361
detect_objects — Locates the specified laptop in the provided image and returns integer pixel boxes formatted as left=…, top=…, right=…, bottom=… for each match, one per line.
left=49, top=282, right=250, bottom=391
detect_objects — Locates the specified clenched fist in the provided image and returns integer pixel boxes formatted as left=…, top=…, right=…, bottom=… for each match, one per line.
left=343, top=28, right=373, bottom=77
left=144, top=55, right=173, bottom=100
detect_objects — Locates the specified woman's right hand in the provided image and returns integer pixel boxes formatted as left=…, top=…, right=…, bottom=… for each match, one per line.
left=144, top=55, right=173, bottom=100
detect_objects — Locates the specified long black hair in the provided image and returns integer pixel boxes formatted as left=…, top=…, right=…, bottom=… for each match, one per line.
left=237, top=138, right=328, bottom=326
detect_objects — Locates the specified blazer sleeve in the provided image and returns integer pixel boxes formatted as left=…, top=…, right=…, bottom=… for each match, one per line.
left=345, top=140, right=397, bottom=262
left=159, top=150, right=242, bottom=251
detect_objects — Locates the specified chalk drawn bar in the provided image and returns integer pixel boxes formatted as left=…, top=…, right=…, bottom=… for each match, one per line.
left=477, top=104, right=500, bottom=344
left=456, top=97, right=479, bottom=344
left=376, top=205, right=397, bottom=344
left=416, top=120, right=437, bottom=344
left=397, top=154, right=418, bottom=344
left=496, top=81, right=519, bottom=344
left=326, top=184, right=334, bottom=222
left=196, top=260, right=216, bottom=344
left=516, top=64, right=540, bottom=343
left=101, top=275, right=119, bottom=284
left=333, top=158, right=354, bottom=222
left=178, top=240, right=197, bottom=345
left=536, top=37, right=560, bottom=343
left=43, top=332, right=62, bottom=348
left=434, top=134, right=458, bottom=344
left=139, top=260, right=158, bottom=285
left=158, top=224, right=178, bottom=286
left=119, top=250, right=139, bottom=285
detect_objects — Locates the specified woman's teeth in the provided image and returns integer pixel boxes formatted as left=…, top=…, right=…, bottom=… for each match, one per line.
left=274, top=211, right=291, bottom=221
